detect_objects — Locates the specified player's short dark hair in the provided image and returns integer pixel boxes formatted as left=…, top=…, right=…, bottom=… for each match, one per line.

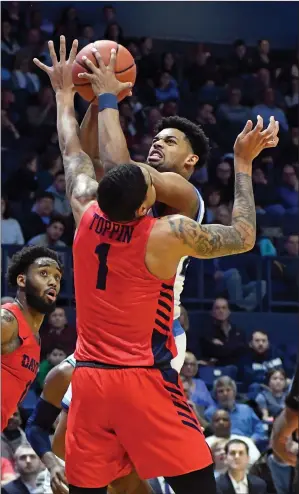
left=8, top=246, right=63, bottom=287
left=251, top=329, right=268, bottom=339
left=225, top=439, right=249, bottom=455
left=155, top=116, right=210, bottom=168
left=97, top=164, right=148, bottom=222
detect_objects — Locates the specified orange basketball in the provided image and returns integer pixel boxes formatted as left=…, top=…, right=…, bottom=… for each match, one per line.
left=72, top=40, right=136, bottom=104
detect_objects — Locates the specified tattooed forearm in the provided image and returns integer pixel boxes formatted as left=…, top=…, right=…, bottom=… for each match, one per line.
left=168, top=172, right=256, bottom=258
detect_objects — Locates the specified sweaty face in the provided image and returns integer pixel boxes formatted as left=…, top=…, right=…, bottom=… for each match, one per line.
left=251, top=332, right=269, bottom=354
left=22, top=258, right=62, bottom=314
left=147, top=128, right=197, bottom=179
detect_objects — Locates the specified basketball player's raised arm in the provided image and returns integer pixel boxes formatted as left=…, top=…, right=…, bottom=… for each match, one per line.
left=79, top=49, right=200, bottom=218
left=166, top=117, right=279, bottom=259
left=33, top=36, right=99, bottom=226
left=79, top=104, right=104, bottom=182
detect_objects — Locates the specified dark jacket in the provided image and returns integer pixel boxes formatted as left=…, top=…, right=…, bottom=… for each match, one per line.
left=2, top=478, right=31, bottom=494
left=201, top=321, right=247, bottom=366
left=216, top=472, right=267, bottom=494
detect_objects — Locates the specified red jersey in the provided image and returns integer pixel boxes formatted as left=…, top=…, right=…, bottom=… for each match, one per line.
left=1, top=303, right=40, bottom=430
left=73, top=202, right=177, bottom=367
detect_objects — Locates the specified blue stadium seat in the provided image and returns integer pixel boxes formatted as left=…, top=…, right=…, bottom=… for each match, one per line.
left=198, top=365, right=238, bottom=388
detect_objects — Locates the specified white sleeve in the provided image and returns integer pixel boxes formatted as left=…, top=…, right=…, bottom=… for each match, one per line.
left=61, top=384, right=72, bottom=411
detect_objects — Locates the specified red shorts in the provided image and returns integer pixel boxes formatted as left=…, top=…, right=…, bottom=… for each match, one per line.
left=65, top=366, right=213, bottom=488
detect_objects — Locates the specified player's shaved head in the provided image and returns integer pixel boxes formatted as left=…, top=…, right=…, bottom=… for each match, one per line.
left=97, top=164, right=155, bottom=222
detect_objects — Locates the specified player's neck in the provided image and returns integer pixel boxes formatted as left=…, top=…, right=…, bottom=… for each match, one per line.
left=15, top=295, right=44, bottom=334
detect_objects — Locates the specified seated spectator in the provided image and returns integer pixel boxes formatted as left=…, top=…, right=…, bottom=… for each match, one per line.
left=272, top=235, right=299, bottom=302
left=181, top=377, right=210, bottom=430
left=180, top=352, right=214, bottom=409
left=285, top=77, right=299, bottom=108
left=203, top=185, right=221, bottom=223
left=36, top=346, right=67, bottom=390
left=1, top=411, right=27, bottom=463
left=2, top=445, right=43, bottom=494
left=155, top=72, right=180, bottom=103
left=195, top=103, right=219, bottom=146
left=160, top=51, right=178, bottom=80
left=27, top=215, right=66, bottom=248
left=78, top=24, right=95, bottom=50
left=12, top=57, right=40, bottom=94
left=29, top=9, right=54, bottom=36
left=38, top=149, right=63, bottom=191
left=20, top=191, right=54, bottom=242
left=1, top=197, right=24, bottom=245
left=216, top=439, right=267, bottom=494
left=252, top=88, right=289, bottom=132
left=1, top=20, right=20, bottom=70
left=1, top=109, right=20, bottom=150
left=104, top=22, right=124, bottom=44
left=211, top=439, right=228, bottom=479
left=46, top=171, right=71, bottom=216
left=40, top=307, right=77, bottom=358
left=201, top=298, right=247, bottom=367
left=206, top=410, right=261, bottom=467
left=148, top=476, right=174, bottom=494
left=242, top=330, right=285, bottom=387
left=27, top=87, right=56, bottom=128
left=256, top=369, right=289, bottom=421
left=253, top=39, right=274, bottom=73
left=1, top=458, right=16, bottom=486
left=179, top=305, right=189, bottom=332
left=217, top=87, right=253, bottom=128
left=211, top=160, right=234, bottom=204
left=229, top=39, right=252, bottom=76
left=277, top=165, right=298, bottom=211
left=5, top=152, right=39, bottom=205
left=205, top=377, right=266, bottom=444
left=215, top=205, right=231, bottom=226
left=55, top=7, right=81, bottom=48
left=252, top=166, right=285, bottom=216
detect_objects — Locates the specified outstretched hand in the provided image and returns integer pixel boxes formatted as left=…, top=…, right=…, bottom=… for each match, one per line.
left=78, top=46, right=133, bottom=97
left=33, top=35, right=78, bottom=94
left=234, top=115, right=279, bottom=168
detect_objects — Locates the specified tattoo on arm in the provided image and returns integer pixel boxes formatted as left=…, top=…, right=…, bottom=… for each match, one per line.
left=168, top=172, right=256, bottom=258
left=63, top=151, right=97, bottom=201
left=1, top=309, right=15, bottom=324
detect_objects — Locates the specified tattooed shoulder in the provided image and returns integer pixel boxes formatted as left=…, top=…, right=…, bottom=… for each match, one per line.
left=1, top=308, right=16, bottom=325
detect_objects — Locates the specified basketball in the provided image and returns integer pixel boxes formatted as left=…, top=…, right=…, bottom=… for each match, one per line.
left=72, top=40, right=136, bottom=104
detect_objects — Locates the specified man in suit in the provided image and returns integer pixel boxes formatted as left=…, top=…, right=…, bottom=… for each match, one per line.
left=216, top=439, right=267, bottom=494
left=2, top=444, right=43, bottom=494
left=148, top=477, right=174, bottom=494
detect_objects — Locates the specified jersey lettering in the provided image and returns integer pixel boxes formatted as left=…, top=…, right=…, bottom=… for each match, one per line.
left=21, top=354, right=39, bottom=375
left=95, top=243, right=111, bottom=290
left=89, top=214, right=134, bottom=243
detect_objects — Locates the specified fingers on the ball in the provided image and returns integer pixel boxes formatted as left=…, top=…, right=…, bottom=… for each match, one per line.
left=108, top=49, right=117, bottom=70
left=33, top=58, right=50, bottom=73
left=82, top=56, right=97, bottom=72
left=92, top=47, right=105, bottom=70
left=78, top=72, right=93, bottom=80
left=48, top=40, right=58, bottom=66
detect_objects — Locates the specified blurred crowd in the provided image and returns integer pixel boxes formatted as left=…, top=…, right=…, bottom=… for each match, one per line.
left=1, top=2, right=298, bottom=494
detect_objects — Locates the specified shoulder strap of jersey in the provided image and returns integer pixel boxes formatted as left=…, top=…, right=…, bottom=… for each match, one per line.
left=64, top=353, right=76, bottom=368
left=194, top=188, right=205, bottom=224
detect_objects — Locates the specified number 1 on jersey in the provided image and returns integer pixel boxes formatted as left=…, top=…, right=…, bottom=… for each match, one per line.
left=95, top=243, right=111, bottom=290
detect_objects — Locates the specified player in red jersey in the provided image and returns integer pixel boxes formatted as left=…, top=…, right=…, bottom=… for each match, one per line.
left=34, top=38, right=279, bottom=494
left=1, top=246, right=62, bottom=430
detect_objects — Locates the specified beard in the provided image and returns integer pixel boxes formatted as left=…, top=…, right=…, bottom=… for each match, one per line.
left=25, top=279, right=56, bottom=315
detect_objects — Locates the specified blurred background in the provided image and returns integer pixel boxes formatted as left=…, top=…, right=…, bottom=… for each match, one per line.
left=1, top=2, right=298, bottom=493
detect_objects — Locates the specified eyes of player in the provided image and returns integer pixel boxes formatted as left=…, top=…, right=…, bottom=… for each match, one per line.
left=39, top=269, right=61, bottom=282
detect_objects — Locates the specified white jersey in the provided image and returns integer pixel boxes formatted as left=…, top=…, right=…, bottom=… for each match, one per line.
left=173, top=189, right=205, bottom=320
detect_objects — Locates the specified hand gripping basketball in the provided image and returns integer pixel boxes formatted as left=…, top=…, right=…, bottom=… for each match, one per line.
left=78, top=47, right=133, bottom=97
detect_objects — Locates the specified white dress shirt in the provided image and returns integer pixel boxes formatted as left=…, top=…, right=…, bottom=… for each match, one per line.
left=228, top=473, right=249, bottom=494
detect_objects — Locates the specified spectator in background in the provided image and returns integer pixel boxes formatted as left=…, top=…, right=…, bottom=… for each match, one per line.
left=46, top=171, right=71, bottom=216
left=36, top=346, right=67, bottom=390
left=200, top=298, right=247, bottom=367
left=272, top=235, right=299, bottom=303
left=2, top=445, right=43, bottom=494
left=256, top=369, right=289, bottom=421
left=2, top=2, right=22, bottom=37
left=179, top=305, right=189, bottom=332
left=149, top=476, right=174, bottom=494
left=55, top=7, right=81, bottom=46
left=216, top=439, right=267, bottom=494
left=29, top=9, right=54, bottom=36
left=1, top=197, right=24, bottom=245
left=1, top=20, right=20, bottom=70
left=253, top=39, right=273, bottom=72
left=27, top=215, right=66, bottom=248
left=104, top=22, right=124, bottom=44
left=38, top=149, right=63, bottom=191
left=217, top=87, right=253, bottom=128
left=206, top=410, right=261, bottom=467
left=285, top=77, right=299, bottom=108
left=180, top=352, right=214, bottom=409
left=211, top=439, right=228, bottom=479
left=27, top=86, right=56, bottom=128
left=181, top=377, right=210, bottom=430
left=1, top=411, right=27, bottom=464
left=5, top=152, right=39, bottom=205
left=211, top=160, right=234, bottom=204
left=155, top=72, right=180, bottom=103
left=243, top=331, right=285, bottom=388
left=252, top=88, right=289, bottom=132
left=18, top=28, right=43, bottom=60
left=204, top=186, right=222, bottom=223
left=277, top=164, right=298, bottom=211
left=1, top=458, right=16, bottom=486
left=20, top=191, right=54, bottom=242
left=215, top=205, right=231, bottom=226
left=1, top=109, right=20, bottom=150
left=253, top=166, right=285, bottom=216
left=205, top=377, right=266, bottom=445
left=78, top=24, right=95, bottom=50
left=12, top=57, right=40, bottom=94
left=41, top=307, right=77, bottom=358
left=160, top=52, right=178, bottom=80
left=229, top=39, right=252, bottom=76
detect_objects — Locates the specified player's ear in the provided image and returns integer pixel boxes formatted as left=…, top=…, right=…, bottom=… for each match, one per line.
left=135, top=203, right=147, bottom=218
left=17, top=274, right=26, bottom=289
left=185, top=154, right=199, bottom=169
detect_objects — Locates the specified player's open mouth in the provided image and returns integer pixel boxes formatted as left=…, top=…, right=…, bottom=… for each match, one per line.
left=148, top=150, right=164, bottom=162
left=45, top=289, right=57, bottom=302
